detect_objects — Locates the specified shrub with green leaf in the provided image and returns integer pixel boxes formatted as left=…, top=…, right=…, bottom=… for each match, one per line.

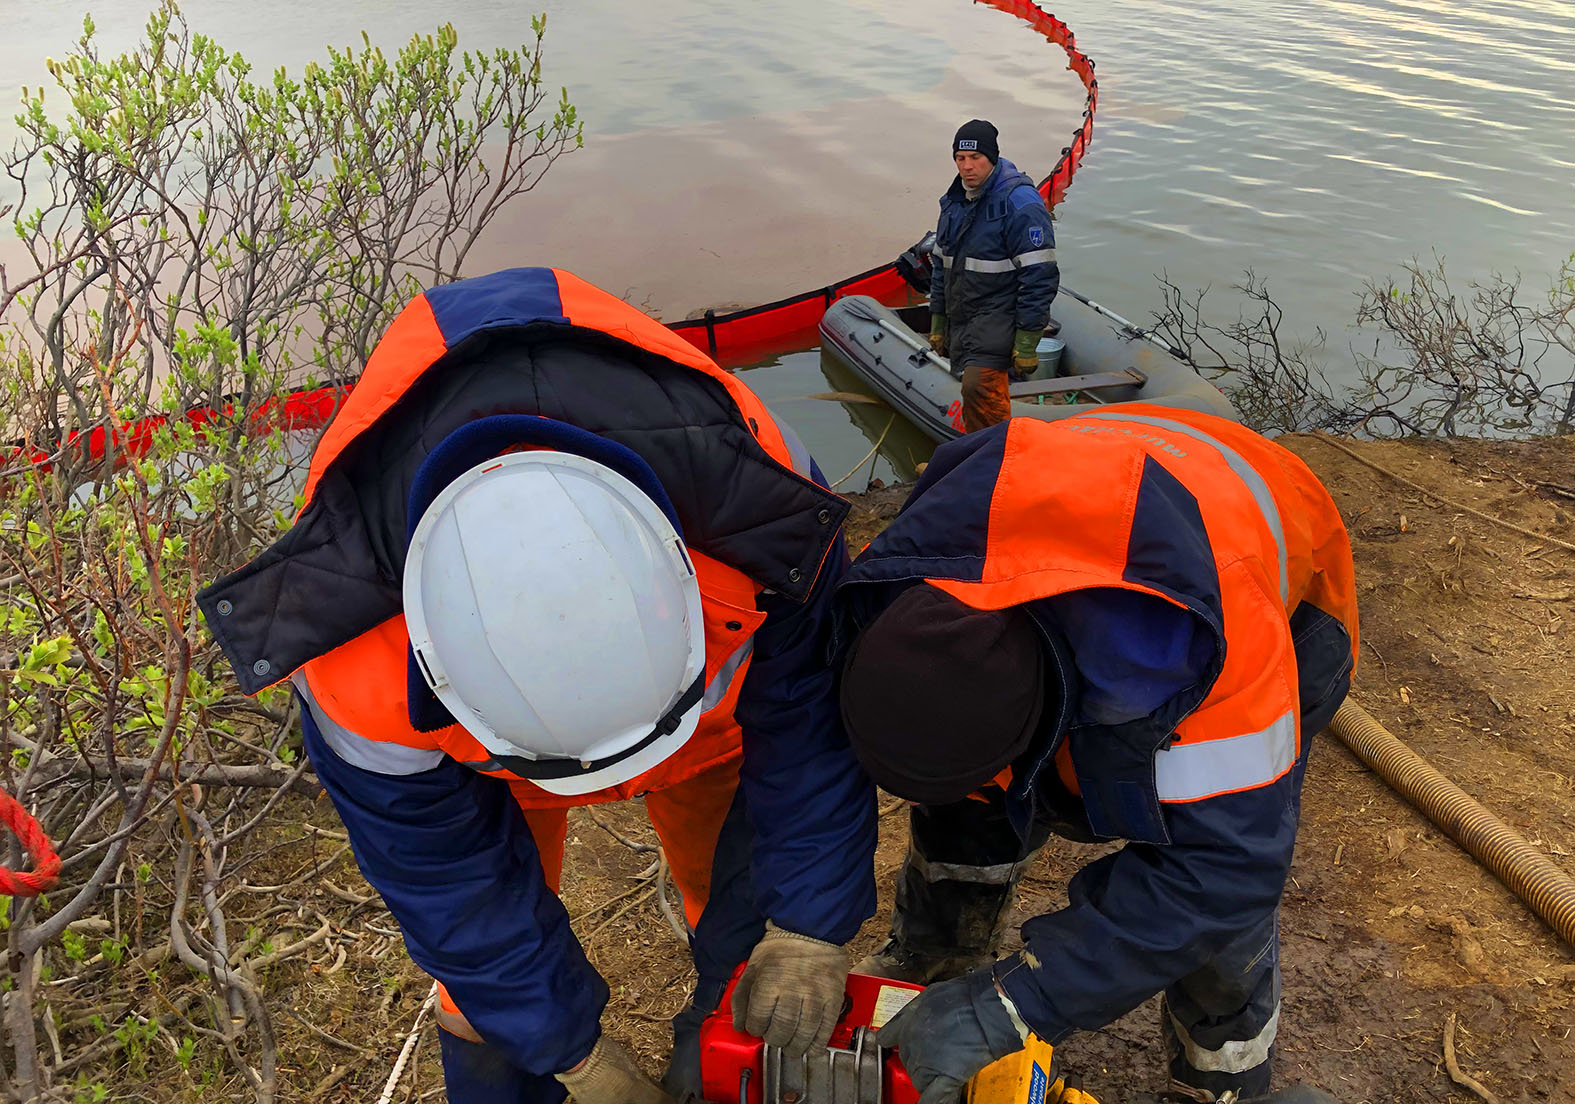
left=0, top=3, right=578, bottom=1097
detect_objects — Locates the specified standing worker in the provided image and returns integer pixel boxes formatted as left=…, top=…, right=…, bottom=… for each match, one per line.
left=834, top=409, right=1358, bottom=1103
left=929, top=119, right=1059, bottom=432
left=199, top=268, right=876, bottom=1104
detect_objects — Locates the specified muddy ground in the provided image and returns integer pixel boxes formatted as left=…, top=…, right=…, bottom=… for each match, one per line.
left=593, top=433, right=1575, bottom=1104
left=60, top=434, right=1574, bottom=1103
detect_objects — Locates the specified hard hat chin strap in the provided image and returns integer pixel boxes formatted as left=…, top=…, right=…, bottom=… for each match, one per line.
left=487, top=671, right=706, bottom=782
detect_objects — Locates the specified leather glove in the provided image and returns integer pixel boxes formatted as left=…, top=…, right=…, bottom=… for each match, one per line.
left=929, top=315, right=948, bottom=355
left=1013, top=328, right=1041, bottom=375
left=732, top=921, right=850, bottom=1057
left=875, top=967, right=1027, bottom=1104
left=554, top=1036, right=676, bottom=1104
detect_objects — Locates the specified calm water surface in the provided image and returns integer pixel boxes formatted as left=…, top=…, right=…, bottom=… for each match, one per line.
left=6, top=0, right=1573, bottom=479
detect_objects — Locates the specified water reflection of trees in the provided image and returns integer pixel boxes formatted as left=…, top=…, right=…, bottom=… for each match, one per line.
left=1153, top=257, right=1575, bottom=438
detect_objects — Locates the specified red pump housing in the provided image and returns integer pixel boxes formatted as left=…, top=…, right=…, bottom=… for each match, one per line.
left=699, top=969, right=925, bottom=1104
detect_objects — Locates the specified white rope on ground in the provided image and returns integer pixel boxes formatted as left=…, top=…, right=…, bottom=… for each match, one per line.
left=377, top=980, right=439, bottom=1104
left=832, top=413, right=898, bottom=490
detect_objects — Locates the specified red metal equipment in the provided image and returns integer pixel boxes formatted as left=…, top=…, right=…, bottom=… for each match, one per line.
left=700, top=969, right=925, bottom=1104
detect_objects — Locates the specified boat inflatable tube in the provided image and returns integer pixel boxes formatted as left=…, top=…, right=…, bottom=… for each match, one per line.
left=819, top=294, right=1237, bottom=441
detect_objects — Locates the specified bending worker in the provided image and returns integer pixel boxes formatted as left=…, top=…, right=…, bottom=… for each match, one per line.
left=929, top=119, right=1058, bottom=433
left=834, top=408, right=1358, bottom=1103
left=199, top=268, right=875, bottom=1103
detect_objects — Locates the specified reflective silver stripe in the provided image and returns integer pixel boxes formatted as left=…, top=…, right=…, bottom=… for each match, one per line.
left=962, top=256, right=1016, bottom=273
left=291, top=674, right=445, bottom=776
left=1154, top=710, right=1297, bottom=802
left=932, top=248, right=950, bottom=266
left=958, top=249, right=1057, bottom=274
left=1168, top=1002, right=1279, bottom=1073
left=907, top=841, right=1039, bottom=885
left=701, top=635, right=754, bottom=712
left=1080, top=411, right=1289, bottom=604
left=998, top=990, right=1031, bottom=1045
left=775, top=418, right=814, bottom=479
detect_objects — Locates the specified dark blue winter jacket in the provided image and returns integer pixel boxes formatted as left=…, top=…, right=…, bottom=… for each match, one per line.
left=930, top=157, right=1059, bottom=337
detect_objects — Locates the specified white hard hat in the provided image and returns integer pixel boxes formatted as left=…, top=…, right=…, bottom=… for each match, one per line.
left=403, top=451, right=706, bottom=795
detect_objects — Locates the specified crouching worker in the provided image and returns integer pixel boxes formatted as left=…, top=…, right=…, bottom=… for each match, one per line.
left=832, top=408, right=1358, bottom=1103
left=199, top=269, right=876, bottom=1103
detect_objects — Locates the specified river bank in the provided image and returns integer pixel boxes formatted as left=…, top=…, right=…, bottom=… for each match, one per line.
left=38, top=433, right=1573, bottom=1103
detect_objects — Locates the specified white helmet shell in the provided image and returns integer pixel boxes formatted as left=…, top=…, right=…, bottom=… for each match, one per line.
left=403, top=451, right=706, bottom=796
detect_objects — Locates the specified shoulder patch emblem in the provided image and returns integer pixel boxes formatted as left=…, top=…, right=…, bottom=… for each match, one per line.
left=1029, top=226, right=1045, bottom=248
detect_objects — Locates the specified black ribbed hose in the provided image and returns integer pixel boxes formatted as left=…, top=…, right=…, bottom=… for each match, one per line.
left=1329, top=700, right=1575, bottom=947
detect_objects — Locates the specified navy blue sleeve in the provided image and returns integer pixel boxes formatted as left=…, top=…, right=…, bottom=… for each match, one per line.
left=1007, top=186, right=1058, bottom=331
left=734, top=471, right=877, bottom=945
left=300, top=703, right=607, bottom=1075
left=997, top=761, right=1303, bottom=1041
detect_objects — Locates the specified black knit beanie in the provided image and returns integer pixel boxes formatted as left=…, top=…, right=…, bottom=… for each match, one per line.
left=839, top=583, right=1045, bottom=805
left=953, top=119, right=1000, bottom=164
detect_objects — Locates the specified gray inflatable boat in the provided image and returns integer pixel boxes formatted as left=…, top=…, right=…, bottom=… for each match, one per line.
left=818, top=292, right=1237, bottom=442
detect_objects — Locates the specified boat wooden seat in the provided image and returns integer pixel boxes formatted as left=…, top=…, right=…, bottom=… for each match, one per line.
left=1009, top=367, right=1146, bottom=399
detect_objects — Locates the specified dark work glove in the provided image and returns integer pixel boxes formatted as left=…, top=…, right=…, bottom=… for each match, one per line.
left=875, top=967, right=1027, bottom=1104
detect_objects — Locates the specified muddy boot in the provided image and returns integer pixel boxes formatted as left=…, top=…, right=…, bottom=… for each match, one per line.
left=856, top=796, right=1045, bottom=984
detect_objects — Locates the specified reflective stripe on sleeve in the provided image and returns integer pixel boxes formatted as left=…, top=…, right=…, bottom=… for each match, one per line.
left=700, top=636, right=754, bottom=712
left=1154, top=710, right=1297, bottom=802
left=1079, top=410, right=1289, bottom=604
left=1012, top=248, right=1057, bottom=267
left=932, top=249, right=950, bottom=266
left=292, top=675, right=445, bottom=776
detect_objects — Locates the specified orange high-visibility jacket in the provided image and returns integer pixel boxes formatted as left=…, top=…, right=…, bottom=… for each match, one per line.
left=202, top=267, right=854, bottom=805
left=198, top=268, right=879, bottom=1075
left=833, top=407, right=1358, bottom=1041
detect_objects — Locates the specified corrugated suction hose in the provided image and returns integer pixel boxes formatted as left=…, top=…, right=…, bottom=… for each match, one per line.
left=1329, top=699, right=1575, bottom=947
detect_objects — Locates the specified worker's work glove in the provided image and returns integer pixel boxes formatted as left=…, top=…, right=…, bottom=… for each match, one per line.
left=554, top=1036, right=676, bottom=1104
left=1012, top=328, right=1041, bottom=375
left=876, top=967, right=1028, bottom=1104
left=929, top=315, right=948, bottom=355
left=732, top=921, right=851, bottom=1057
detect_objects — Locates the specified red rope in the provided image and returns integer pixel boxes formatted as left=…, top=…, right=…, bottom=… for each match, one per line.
left=0, top=791, right=61, bottom=898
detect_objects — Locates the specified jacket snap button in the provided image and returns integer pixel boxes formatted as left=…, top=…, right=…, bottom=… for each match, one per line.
left=726, top=620, right=743, bottom=631
left=252, top=659, right=271, bottom=677
left=788, top=568, right=802, bottom=583
left=817, top=509, right=831, bottom=524
left=216, top=599, right=233, bottom=616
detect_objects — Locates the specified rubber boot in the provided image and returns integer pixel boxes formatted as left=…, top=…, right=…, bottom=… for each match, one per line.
left=856, top=796, right=1045, bottom=984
